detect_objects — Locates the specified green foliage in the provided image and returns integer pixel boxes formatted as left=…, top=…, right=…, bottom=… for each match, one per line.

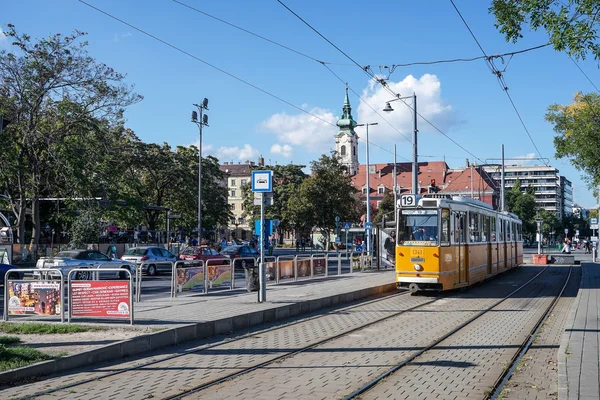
left=374, top=190, right=395, bottom=224
left=0, top=336, right=20, bottom=345
left=504, top=179, right=538, bottom=237
left=537, top=209, right=561, bottom=237
left=0, top=322, right=105, bottom=334
left=288, top=153, right=361, bottom=246
left=68, top=204, right=102, bottom=248
left=490, top=0, right=600, bottom=60
left=547, top=92, right=600, bottom=187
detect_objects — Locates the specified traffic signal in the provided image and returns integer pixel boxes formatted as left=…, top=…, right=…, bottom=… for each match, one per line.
left=428, top=179, right=439, bottom=194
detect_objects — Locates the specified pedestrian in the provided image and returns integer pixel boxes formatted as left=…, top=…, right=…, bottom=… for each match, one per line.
left=191, top=236, right=198, bottom=246
left=133, top=228, right=139, bottom=245
left=561, top=238, right=571, bottom=254
left=296, top=239, right=300, bottom=253
left=301, top=238, right=306, bottom=252
left=585, top=237, right=592, bottom=254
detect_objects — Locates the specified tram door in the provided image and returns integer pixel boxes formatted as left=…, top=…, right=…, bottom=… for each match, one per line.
left=453, top=212, right=467, bottom=284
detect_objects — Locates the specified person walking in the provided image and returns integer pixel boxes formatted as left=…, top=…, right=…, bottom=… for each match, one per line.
left=301, top=237, right=306, bottom=252
left=295, top=239, right=300, bottom=253
left=561, top=237, right=571, bottom=254
left=585, top=237, right=592, bottom=254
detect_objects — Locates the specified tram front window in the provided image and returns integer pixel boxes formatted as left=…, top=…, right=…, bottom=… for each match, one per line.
left=398, top=211, right=439, bottom=246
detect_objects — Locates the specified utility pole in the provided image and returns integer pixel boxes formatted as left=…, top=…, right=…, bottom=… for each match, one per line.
left=501, top=144, right=505, bottom=211
left=356, top=122, right=378, bottom=255
left=191, top=99, right=209, bottom=242
left=393, top=145, right=398, bottom=219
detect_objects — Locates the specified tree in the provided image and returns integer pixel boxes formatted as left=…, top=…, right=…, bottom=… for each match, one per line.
left=490, top=0, right=600, bottom=60
left=546, top=92, right=600, bottom=186
left=0, top=26, right=141, bottom=246
left=504, top=179, right=522, bottom=212
left=288, top=154, right=361, bottom=250
left=374, top=190, right=395, bottom=224
left=68, top=203, right=102, bottom=248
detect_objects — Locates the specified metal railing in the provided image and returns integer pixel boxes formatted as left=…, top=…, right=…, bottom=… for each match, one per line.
left=67, top=268, right=134, bottom=325
left=3, top=268, right=65, bottom=322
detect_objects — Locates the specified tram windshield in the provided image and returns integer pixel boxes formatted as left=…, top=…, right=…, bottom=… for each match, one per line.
left=398, top=210, right=439, bottom=246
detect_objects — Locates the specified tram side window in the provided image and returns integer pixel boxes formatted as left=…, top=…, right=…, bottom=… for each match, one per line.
left=499, top=219, right=505, bottom=242
left=491, top=216, right=497, bottom=242
left=505, top=221, right=511, bottom=241
left=470, top=213, right=481, bottom=242
left=440, top=208, right=450, bottom=245
left=482, top=215, right=490, bottom=242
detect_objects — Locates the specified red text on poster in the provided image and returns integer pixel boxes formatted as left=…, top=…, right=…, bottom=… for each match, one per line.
left=71, top=281, right=130, bottom=318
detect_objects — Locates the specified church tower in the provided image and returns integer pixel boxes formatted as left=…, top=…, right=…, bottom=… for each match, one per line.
left=335, top=86, right=359, bottom=175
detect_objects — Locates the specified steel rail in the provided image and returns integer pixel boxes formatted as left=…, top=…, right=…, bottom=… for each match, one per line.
left=343, top=265, right=552, bottom=400
left=487, top=265, right=573, bottom=399
left=164, top=293, right=444, bottom=400
left=16, top=290, right=414, bottom=400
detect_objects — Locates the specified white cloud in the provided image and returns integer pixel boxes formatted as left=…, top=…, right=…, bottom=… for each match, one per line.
left=113, top=32, right=132, bottom=42
left=0, top=28, right=8, bottom=48
left=356, top=74, right=461, bottom=143
left=511, top=153, right=537, bottom=166
left=270, top=143, right=293, bottom=158
left=214, top=144, right=260, bottom=162
left=259, top=108, right=337, bottom=153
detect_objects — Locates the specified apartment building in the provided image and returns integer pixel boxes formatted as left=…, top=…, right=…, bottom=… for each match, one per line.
left=482, top=165, right=573, bottom=219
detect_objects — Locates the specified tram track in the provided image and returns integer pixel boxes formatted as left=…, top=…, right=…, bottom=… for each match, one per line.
left=343, top=265, right=561, bottom=400
left=11, top=290, right=437, bottom=400
left=485, top=265, right=573, bottom=399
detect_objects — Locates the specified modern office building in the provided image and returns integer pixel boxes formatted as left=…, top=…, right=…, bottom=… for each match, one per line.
left=482, top=165, right=573, bottom=219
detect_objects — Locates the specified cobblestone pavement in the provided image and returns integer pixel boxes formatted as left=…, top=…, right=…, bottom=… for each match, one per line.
left=182, top=267, right=550, bottom=400
left=0, top=265, right=548, bottom=400
left=500, top=266, right=581, bottom=400
left=359, top=266, right=570, bottom=400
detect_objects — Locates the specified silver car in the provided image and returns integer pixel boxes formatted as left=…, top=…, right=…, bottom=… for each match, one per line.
left=36, top=250, right=135, bottom=280
left=120, top=246, right=177, bottom=276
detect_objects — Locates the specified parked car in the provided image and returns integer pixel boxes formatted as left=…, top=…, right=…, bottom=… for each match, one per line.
left=35, top=250, right=135, bottom=280
left=220, top=245, right=259, bottom=268
left=120, top=246, right=177, bottom=276
left=178, top=246, right=228, bottom=264
left=0, top=264, right=23, bottom=282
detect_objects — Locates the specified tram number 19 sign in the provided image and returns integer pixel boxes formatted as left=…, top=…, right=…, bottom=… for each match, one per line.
left=400, top=194, right=417, bottom=207
left=71, top=281, right=131, bottom=318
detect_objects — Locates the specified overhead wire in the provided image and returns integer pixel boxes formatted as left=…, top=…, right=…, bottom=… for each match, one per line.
left=569, top=56, right=600, bottom=92
left=448, top=0, right=548, bottom=167
left=277, top=0, right=488, bottom=166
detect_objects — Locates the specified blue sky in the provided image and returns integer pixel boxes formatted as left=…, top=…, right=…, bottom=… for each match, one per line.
left=2, top=0, right=599, bottom=207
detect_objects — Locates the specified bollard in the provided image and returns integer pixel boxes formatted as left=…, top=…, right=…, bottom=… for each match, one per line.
left=594, top=247, right=597, bottom=263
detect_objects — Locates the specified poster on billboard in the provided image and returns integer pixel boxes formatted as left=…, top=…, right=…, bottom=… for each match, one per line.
left=265, top=261, right=276, bottom=281
left=278, top=259, right=294, bottom=280
left=296, top=259, right=311, bottom=278
left=379, top=228, right=396, bottom=269
left=207, top=264, right=232, bottom=289
left=313, top=258, right=327, bottom=276
left=71, top=281, right=130, bottom=318
left=7, top=281, right=62, bottom=316
left=177, top=267, right=205, bottom=292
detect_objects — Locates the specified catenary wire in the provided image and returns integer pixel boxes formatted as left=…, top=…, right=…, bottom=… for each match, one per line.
left=78, top=1, right=416, bottom=163
left=77, top=0, right=336, bottom=128
left=569, top=56, right=600, bottom=92
left=448, top=0, right=548, bottom=167
left=171, top=0, right=351, bottom=66
left=278, top=0, right=488, bottom=165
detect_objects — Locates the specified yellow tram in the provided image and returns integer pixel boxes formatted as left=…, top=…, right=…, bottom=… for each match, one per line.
left=395, top=194, right=523, bottom=292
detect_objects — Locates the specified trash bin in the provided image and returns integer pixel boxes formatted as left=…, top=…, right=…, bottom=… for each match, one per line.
left=268, top=246, right=274, bottom=256
left=243, top=265, right=259, bottom=292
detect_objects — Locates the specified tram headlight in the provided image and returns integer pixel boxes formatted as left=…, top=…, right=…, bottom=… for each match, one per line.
left=413, top=264, right=423, bottom=271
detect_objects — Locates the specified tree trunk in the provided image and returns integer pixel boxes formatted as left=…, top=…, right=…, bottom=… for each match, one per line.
left=16, top=198, right=26, bottom=245
left=30, top=197, right=40, bottom=249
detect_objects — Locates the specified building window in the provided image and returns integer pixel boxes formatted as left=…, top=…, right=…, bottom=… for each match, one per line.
left=241, top=179, right=247, bottom=185
left=378, top=186, right=385, bottom=194
left=377, top=200, right=382, bottom=207
left=230, top=203, right=235, bottom=210
left=353, top=146, right=356, bottom=156
left=362, top=187, right=368, bottom=195
left=340, top=145, right=346, bottom=156
left=230, top=190, right=236, bottom=197
left=231, top=179, right=236, bottom=186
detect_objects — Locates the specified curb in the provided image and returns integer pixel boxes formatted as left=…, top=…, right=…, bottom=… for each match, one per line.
left=0, top=281, right=397, bottom=385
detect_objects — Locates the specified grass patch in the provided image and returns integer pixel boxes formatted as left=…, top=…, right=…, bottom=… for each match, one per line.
left=0, top=344, right=54, bottom=372
left=0, top=322, right=106, bottom=335
left=0, top=336, right=21, bottom=345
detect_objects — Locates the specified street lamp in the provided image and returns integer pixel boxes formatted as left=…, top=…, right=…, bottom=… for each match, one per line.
left=383, top=93, right=418, bottom=195
left=191, top=98, right=209, bottom=242
left=356, top=122, right=378, bottom=255
left=231, top=217, right=244, bottom=241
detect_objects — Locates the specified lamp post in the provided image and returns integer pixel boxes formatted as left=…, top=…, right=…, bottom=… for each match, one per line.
left=231, top=217, right=243, bottom=242
left=356, top=122, right=378, bottom=255
left=383, top=93, right=418, bottom=195
left=191, top=99, right=209, bottom=243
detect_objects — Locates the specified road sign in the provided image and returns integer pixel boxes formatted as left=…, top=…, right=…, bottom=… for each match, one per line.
left=592, top=218, right=598, bottom=225
left=591, top=224, right=599, bottom=230
left=365, top=222, right=373, bottom=230
left=400, top=194, right=416, bottom=207
left=343, top=222, right=351, bottom=230
left=254, top=192, right=273, bottom=205
left=167, top=214, right=181, bottom=219
left=251, top=170, right=273, bottom=193
left=564, top=228, right=569, bottom=234
left=335, top=215, right=340, bottom=223
left=272, top=219, right=280, bottom=227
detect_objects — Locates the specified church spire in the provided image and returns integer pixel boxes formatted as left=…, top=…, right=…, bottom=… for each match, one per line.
left=337, top=83, right=357, bottom=133
left=334, top=86, right=359, bottom=175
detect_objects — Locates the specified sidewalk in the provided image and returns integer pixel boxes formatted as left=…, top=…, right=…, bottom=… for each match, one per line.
left=559, top=262, right=600, bottom=399
left=0, top=269, right=396, bottom=384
